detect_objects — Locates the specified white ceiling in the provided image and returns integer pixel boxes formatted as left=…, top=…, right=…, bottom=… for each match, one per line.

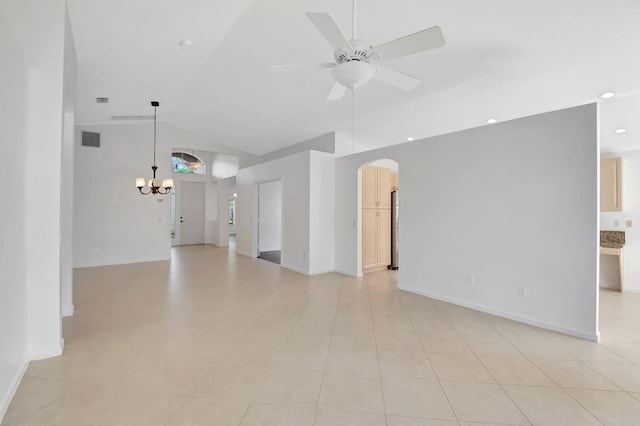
left=67, top=0, right=640, bottom=155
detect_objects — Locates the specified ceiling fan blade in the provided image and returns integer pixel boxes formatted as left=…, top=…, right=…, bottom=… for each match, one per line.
left=268, top=62, right=336, bottom=72
left=373, top=26, right=445, bottom=63
left=327, top=82, right=347, bottom=100
left=374, top=66, right=422, bottom=91
left=306, top=12, right=353, bottom=51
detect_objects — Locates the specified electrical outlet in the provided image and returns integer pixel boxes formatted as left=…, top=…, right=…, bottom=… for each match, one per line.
left=466, top=274, right=474, bottom=285
left=613, top=220, right=620, bottom=227
left=627, top=220, right=633, bottom=228
left=517, top=285, right=527, bottom=297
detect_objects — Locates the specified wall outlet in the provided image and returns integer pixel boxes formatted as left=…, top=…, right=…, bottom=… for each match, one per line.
left=517, top=285, right=527, bottom=297
left=613, top=219, right=620, bottom=227
left=627, top=220, right=633, bottom=228
left=466, top=274, right=474, bottom=285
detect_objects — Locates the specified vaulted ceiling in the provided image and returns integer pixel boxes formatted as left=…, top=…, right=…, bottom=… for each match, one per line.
left=67, top=0, right=640, bottom=155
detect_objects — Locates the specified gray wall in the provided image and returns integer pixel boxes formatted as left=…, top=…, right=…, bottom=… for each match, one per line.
left=334, top=104, right=599, bottom=340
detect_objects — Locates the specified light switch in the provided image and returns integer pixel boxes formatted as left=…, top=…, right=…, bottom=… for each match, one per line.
left=627, top=220, right=633, bottom=228
left=613, top=220, right=620, bottom=227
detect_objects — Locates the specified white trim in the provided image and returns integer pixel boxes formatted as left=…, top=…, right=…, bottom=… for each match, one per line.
left=623, top=286, right=640, bottom=294
left=236, top=249, right=255, bottom=258
left=399, top=284, right=600, bottom=342
left=28, top=346, right=63, bottom=362
left=280, top=263, right=309, bottom=275
left=308, top=268, right=336, bottom=276
left=334, top=268, right=363, bottom=278
left=0, top=361, right=28, bottom=423
left=62, top=304, right=74, bottom=317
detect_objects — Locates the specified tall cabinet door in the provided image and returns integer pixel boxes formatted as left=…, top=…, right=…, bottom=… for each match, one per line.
left=601, top=158, right=622, bottom=212
left=377, top=167, right=393, bottom=209
left=377, top=209, right=392, bottom=267
left=362, top=209, right=378, bottom=270
left=363, top=166, right=378, bottom=209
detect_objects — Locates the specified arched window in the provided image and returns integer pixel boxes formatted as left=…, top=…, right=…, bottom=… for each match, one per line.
left=172, top=151, right=205, bottom=175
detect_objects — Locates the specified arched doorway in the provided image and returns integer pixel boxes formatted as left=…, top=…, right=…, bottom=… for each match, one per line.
left=357, top=159, right=399, bottom=275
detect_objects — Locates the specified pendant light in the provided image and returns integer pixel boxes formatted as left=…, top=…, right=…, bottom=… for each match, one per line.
left=135, top=101, right=174, bottom=195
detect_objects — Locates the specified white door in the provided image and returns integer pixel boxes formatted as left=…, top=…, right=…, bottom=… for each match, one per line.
left=258, top=180, right=282, bottom=252
left=179, top=181, right=205, bottom=245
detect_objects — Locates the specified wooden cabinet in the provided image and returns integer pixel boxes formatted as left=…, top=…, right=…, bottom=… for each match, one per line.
left=363, top=166, right=393, bottom=209
left=392, top=171, right=399, bottom=191
left=601, top=158, right=623, bottom=212
left=362, top=166, right=394, bottom=272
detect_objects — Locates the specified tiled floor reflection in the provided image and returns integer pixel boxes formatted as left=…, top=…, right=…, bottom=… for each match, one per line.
left=4, top=245, right=640, bottom=425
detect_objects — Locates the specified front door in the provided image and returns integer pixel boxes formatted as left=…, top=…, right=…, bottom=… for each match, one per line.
left=179, top=181, right=205, bottom=245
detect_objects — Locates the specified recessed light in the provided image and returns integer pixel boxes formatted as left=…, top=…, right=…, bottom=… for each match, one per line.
left=614, top=128, right=627, bottom=134
left=600, top=91, right=615, bottom=99
left=180, top=40, right=193, bottom=46
left=406, top=137, right=414, bottom=142
left=487, top=118, right=497, bottom=124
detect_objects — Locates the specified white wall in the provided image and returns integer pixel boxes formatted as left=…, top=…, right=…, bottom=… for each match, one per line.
left=60, top=7, right=77, bottom=318
left=335, top=104, right=599, bottom=341
left=74, top=123, right=172, bottom=267
left=0, top=0, right=68, bottom=420
left=309, top=151, right=336, bottom=274
left=258, top=180, right=282, bottom=252
left=237, top=152, right=311, bottom=273
left=601, top=150, right=640, bottom=292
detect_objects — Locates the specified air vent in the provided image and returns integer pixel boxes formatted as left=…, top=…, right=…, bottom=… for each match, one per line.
left=81, top=131, right=100, bottom=148
left=110, top=115, right=154, bottom=121
left=95, top=97, right=109, bottom=104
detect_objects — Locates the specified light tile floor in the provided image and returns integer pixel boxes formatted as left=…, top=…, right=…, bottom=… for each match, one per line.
left=4, top=245, right=640, bottom=425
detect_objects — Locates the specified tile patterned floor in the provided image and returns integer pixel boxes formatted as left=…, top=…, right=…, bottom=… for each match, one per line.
left=4, top=245, right=640, bottom=425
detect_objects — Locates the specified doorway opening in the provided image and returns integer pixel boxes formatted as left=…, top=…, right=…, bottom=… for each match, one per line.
left=257, top=180, right=282, bottom=265
left=359, top=159, right=399, bottom=275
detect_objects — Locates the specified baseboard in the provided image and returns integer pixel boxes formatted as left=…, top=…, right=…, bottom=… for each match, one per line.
left=28, top=345, right=63, bottom=362
left=0, top=360, right=28, bottom=423
left=398, top=284, right=600, bottom=342
left=280, top=263, right=310, bottom=276
left=236, top=250, right=255, bottom=258
left=308, top=268, right=336, bottom=276
left=62, top=304, right=74, bottom=317
left=624, top=286, right=640, bottom=294
left=334, top=268, right=363, bottom=278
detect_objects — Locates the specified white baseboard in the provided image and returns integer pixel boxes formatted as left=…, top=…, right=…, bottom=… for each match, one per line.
left=624, top=286, right=640, bottom=294
left=280, top=263, right=309, bottom=275
left=308, top=268, right=336, bottom=276
left=399, top=284, right=600, bottom=342
left=0, top=361, right=28, bottom=423
left=334, top=268, right=363, bottom=278
left=236, top=250, right=255, bottom=258
left=28, top=345, right=63, bottom=362
left=62, top=304, right=74, bottom=317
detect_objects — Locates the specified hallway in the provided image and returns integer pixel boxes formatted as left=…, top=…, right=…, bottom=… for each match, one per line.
left=4, top=246, right=640, bottom=425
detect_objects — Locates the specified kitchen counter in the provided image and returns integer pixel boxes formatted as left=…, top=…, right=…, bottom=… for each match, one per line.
left=600, top=230, right=625, bottom=291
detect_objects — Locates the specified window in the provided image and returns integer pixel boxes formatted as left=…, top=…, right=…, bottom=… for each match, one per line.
left=172, top=152, right=205, bottom=175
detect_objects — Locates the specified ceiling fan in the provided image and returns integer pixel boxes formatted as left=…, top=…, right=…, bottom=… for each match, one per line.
left=269, top=0, right=445, bottom=100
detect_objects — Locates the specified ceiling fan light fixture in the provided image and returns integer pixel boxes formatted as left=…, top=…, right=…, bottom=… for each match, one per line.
left=332, top=61, right=377, bottom=89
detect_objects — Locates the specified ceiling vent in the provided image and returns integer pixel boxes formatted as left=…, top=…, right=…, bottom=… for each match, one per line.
left=110, top=115, right=155, bottom=121
left=95, top=97, right=109, bottom=104
left=81, top=131, right=100, bottom=148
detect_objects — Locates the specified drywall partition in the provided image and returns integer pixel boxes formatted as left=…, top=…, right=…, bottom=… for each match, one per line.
left=258, top=181, right=283, bottom=252
left=0, top=6, right=30, bottom=421
left=601, top=150, right=640, bottom=292
left=60, top=7, right=77, bottom=318
left=309, top=151, right=336, bottom=274
left=335, top=104, right=599, bottom=340
left=0, top=0, right=69, bottom=420
left=74, top=123, right=173, bottom=267
left=254, top=132, right=336, bottom=164
left=236, top=151, right=311, bottom=274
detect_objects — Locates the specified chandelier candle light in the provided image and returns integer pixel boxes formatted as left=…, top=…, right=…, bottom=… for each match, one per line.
left=135, top=101, right=174, bottom=195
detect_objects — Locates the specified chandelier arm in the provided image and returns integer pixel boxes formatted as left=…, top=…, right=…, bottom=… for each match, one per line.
left=138, top=187, right=152, bottom=195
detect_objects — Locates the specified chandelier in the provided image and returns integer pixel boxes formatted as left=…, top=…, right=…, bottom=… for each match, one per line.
left=135, top=101, right=173, bottom=195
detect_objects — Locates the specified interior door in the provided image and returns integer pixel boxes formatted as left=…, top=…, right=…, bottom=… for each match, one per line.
left=179, top=181, right=205, bottom=245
